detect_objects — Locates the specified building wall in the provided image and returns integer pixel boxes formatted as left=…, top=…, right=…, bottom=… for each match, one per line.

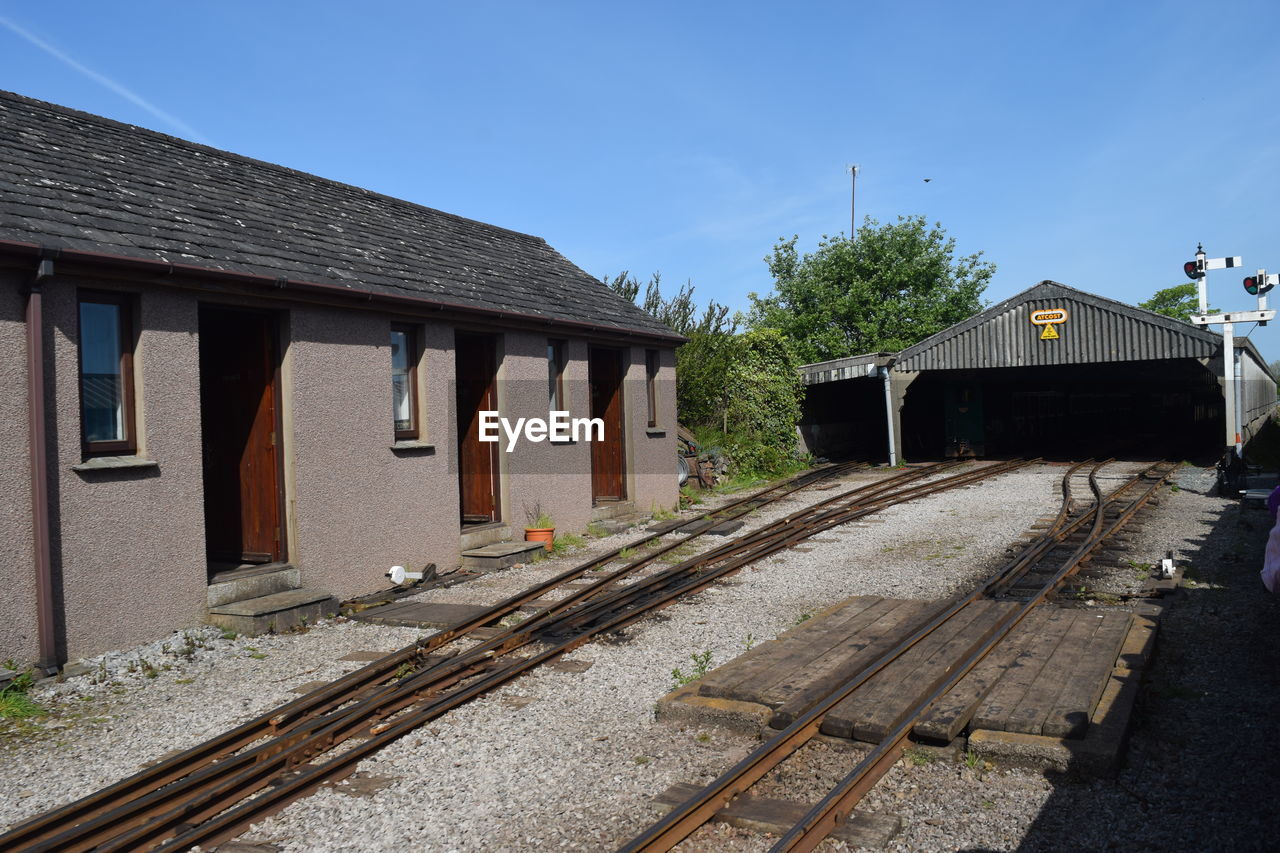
left=0, top=273, right=37, bottom=662
left=626, top=344, right=679, bottom=516
left=485, top=334, right=679, bottom=536
left=499, top=331, right=595, bottom=533
left=49, top=277, right=208, bottom=660
left=288, top=307, right=459, bottom=599
left=1, top=273, right=678, bottom=666
left=1238, top=345, right=1277, bottom=438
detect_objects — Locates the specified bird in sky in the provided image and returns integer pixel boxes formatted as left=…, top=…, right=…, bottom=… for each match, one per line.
left=923, top=178, right=932, bottom=182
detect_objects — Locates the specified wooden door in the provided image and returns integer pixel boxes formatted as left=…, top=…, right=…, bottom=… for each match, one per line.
left=199, top=307, right=283, bottom=565
left=589, top=347, right=626, bottom=501
left=456, top=333, right=500, bottom=524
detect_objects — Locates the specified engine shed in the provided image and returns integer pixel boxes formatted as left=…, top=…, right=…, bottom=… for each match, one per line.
left=799, top=281, right=1277, bottom=463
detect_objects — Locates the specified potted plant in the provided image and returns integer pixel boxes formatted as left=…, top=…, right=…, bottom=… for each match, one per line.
left=523, top=502, right=555, bottom=551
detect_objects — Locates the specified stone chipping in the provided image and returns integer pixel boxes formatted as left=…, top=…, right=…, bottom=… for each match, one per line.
left=2, top=461, right=1273, bottom=852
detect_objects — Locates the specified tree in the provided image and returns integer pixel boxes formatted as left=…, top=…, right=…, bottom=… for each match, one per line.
left=748, top=215, right=994, bottom=363
left=602, top=272, right=731, bottom=337
left=603, top=271, right=739, bottom=430
left=1138, top=283, right=1215, bottom=323
left=720, top=329, right=806, bottom=476
left=604, top=272, right=805, bottom=477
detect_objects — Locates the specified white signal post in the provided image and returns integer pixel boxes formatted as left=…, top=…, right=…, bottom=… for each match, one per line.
left=1188, top=247, right=1274, bottom=458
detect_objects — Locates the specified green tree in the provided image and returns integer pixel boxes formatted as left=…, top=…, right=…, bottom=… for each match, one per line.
left=1138, top=283, right=1215, bottom=323
left=719, top=329, right=806, bottom=477
left=602, top=272, right=731, bottom=337
left=604, top=272, right=738, bottom=429
left=748, top=215, right=994, bottom=363
left=604, top=273, right=805, bottom=477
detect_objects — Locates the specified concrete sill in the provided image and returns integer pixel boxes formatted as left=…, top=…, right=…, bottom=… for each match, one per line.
left=645, top=428, right=667, bottom=437
left=72, top=455, right=158, bottom=472
left=391, top=440, right=435, bottom=453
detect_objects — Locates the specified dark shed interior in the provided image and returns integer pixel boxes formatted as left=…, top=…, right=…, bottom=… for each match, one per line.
left=900, top=360, right=1224, bottom=461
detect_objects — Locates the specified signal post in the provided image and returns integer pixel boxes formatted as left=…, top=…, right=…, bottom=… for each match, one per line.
left=1185, top=244, right=1275, bottom=461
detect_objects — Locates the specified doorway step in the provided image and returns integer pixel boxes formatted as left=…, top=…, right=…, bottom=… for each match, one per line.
left=591, top=500, right=636, bottom=522
left=205, top=563, right=335, bottom=636
left=461, top=540, right=548, bottom=572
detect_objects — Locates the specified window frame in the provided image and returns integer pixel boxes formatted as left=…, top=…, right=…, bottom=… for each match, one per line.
left=645, top=348, right=659, bottom=428
left=548, top=338, right=567, bottom=411
left=77, top=289, right=138, bottom=458
left=391, top=323, right=420, bottom=441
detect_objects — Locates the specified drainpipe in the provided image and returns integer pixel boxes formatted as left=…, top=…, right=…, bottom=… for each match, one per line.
left=26, top=256, right=57, bottom=674
left=880, top=366, right=899, bottom=467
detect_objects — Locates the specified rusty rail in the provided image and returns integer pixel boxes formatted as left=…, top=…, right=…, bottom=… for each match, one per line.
left=619, top=460, right=1175, bottom=853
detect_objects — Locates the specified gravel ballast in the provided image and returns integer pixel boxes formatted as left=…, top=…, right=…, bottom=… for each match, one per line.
left=2, top=461, right=1273, bottom=852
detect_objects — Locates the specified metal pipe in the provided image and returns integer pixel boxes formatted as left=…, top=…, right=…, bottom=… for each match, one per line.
left=0, top=239, right=686, bottom=345
left=26, top=256, right=57, bottom=675
left=880, top=366, right=898, bottom=466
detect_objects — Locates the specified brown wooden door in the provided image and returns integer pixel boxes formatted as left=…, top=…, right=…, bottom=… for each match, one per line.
left=589, top=346, right=626, bottom=501
left=456, top=333, right=500, bottom=524
left=199, top=307, right=283, bottom=565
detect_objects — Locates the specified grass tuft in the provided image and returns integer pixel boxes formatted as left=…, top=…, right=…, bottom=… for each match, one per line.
left=0, top=690, right=44, bottom=720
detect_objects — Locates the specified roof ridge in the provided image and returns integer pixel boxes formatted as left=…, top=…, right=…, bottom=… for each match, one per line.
left=897, top=279, right=1220, bottom=361
left=0, top=89, right=547, bottom=245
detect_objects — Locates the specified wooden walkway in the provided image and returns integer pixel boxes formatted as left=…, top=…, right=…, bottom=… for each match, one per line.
left=693, top=596, right=1133, bottom=743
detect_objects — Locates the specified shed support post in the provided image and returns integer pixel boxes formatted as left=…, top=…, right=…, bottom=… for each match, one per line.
left=881, top=369, right=914, bottom=467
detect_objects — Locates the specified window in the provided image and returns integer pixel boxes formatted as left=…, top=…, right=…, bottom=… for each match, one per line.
left=645, top=348, right=659, bottom=428
left=390, top=325, right=419, bottom=440
left=78, top=291, right=137, bottom=456
left=548, top=339, right=566, bottom=410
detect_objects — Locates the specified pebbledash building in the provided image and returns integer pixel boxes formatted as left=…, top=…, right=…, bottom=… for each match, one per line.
left=0, top=91, right=680, bottom=672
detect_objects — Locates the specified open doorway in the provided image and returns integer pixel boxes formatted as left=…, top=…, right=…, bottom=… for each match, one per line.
left=589, top=346, right=627, bottom=502
left=198, top=306, right=285, bottom=573
left=456, top=332, right=501, bottom=525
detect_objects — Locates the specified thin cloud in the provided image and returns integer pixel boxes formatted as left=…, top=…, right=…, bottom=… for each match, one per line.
left=0, top=15, right=212, bottom=145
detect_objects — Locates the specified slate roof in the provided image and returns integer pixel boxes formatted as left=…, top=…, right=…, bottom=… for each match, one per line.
left=0, top=91, right=679, bottom=340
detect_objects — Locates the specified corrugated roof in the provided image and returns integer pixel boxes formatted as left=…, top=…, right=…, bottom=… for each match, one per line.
left=894, top=281, right=1222, bottom=372
left=0, top=91, right=679, bottom=340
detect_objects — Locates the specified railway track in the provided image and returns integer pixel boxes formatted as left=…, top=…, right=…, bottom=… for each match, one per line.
left=1, top=458, right=1034, bottom=852
left=619, top=459, right=1176, bottom=853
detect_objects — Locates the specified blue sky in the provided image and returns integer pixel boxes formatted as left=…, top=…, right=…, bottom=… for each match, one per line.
left=2, top=1, right=1278, bottom=358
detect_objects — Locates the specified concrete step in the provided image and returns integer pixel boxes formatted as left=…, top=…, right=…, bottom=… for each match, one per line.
left=461, top=540, right=547, bottom=571
left=592, top=501, right=635, bottom=522
left=207, top=562, right=300, bottom=608
left=460, top=522, right=511, bottom=551
left=207, top=588, right=335, bottom=636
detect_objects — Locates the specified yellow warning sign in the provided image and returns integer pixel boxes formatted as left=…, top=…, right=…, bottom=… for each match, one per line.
left=1040, top=324, right=1059, bottom=340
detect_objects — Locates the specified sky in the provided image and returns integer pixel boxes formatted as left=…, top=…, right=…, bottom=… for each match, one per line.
left=2, top=1, right=1278, bottom=358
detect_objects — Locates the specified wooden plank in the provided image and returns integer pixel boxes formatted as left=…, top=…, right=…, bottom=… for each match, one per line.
left=768, top=600, right=935, bottom=727
left=914, top=608, right=1053, bottom=742
left=1004, top=611, right=1103, bottom=735
left=970, top=608, right=1075, bottom=732
left=1041, top=611, right=1133, bottom=738
left=706, top=597, right=885, bottom=702
left=751, top=598, right=917, bottom=706
left=695, top=597, right=880, bottom=698
left=821, top=602, right=990, bottom=739
left=846, top=600, right=1021, bottom=742
left=653, top=783, right=900, bottom=849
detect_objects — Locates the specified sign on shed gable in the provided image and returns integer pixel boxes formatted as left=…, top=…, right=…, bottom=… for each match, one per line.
left=894, top=282, right=1220, bottom=372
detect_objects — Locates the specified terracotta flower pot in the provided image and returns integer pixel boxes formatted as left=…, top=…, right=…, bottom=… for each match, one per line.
left=525, top=527, right=555, bottom=551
